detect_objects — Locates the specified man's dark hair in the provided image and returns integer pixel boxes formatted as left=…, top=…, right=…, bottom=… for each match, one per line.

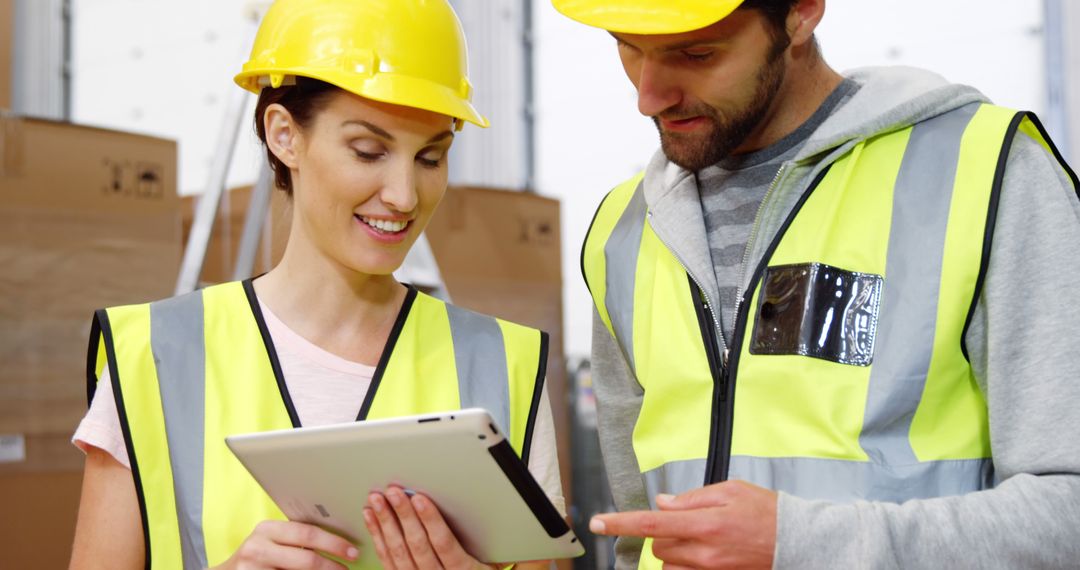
left=740, top=0, right=802, bottom=57
left=741, top=0, right=799, bottom=34
left=253, top=77, right=339, bottom=196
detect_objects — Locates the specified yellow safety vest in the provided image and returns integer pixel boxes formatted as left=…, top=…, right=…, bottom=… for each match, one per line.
left=582, top=104, right=1078, bottom=568
left=86, top=280, right=548, bottom=569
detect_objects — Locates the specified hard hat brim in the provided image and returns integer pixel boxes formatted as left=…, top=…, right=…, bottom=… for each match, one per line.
left=235, top=68, right=490, bottom=129
left=552, top=0, right=745, bottom=34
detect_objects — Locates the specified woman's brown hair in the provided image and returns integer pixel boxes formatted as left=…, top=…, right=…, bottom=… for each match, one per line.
left=253, top=77, right=339, bottom=196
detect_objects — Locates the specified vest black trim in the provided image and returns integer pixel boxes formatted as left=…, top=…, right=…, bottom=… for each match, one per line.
left=960, top=112, right=1080, bottom=360
left=958, top=112, right=1021, bottom=361
left=86, top=315, right=103, bottom=405
left=520, top=331, right=550, bottom=467
left=90, top=309, right=153, bottom=570
left=1027, top=113, right=1080, bottom=197
left=580, top=185, right=624, bottom=294
left=357, top=286, right=419, bottom=421
left=242, top=278, right=301, bottom=428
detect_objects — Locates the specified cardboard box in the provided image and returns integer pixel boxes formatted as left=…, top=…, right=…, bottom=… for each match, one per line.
left=0, top=0, right=11, bottom=110
left=0, top=115, right=180, bottom=567
left=180, top=184, right=290, bottom=285
left=0, top=471, right=84, bottom=569
left=424, top=186, right=572, bottom=519
left=0, top=115, right=180, bottom=438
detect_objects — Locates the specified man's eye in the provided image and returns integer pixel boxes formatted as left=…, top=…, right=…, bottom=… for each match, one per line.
left=683, top=50, right=713, bottom=61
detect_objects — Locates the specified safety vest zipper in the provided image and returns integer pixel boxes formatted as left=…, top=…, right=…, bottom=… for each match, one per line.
left=688, top=276, right=728, bottom=486
left=712, top=164, right=834, bottom=484
left=647, top=206, right=727, bottom=487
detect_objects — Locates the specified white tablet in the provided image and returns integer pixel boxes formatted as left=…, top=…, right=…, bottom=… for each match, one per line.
left=225, top=408, right=584, bottom=568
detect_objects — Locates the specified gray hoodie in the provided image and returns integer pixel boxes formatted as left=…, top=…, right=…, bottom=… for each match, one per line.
left=589, top=66, right=1080, bottom=568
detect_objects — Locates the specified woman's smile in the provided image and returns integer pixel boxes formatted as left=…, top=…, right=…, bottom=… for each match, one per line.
left=354, top=213, right=412, bottom=244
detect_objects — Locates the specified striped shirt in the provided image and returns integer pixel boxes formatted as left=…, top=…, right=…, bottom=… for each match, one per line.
left=697, top=79, right=858, bottom=342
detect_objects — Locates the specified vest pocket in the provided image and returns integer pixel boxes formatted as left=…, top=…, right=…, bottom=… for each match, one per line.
left=749, top=262, right=882, bottom=366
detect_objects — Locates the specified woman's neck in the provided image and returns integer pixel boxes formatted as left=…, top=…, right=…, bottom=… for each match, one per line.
left=252, top=236, right=408, bottom=366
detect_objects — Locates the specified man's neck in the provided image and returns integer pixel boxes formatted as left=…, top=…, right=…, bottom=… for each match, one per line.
left=735, top=52, right=845, bottom=155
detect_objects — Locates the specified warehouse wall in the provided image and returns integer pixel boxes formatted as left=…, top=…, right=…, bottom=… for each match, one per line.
left=71, top=0, right=260, bottom=195
left=448, top=0, right=534, bottom=190
left=9, top=0, right=67, bottom=119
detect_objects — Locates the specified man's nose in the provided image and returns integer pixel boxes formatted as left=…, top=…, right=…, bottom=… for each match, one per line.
left=635, top=57, right=681, bottom=117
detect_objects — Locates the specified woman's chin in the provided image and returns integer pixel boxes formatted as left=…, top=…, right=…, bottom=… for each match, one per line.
left=342, top=256, right=407, bottom=278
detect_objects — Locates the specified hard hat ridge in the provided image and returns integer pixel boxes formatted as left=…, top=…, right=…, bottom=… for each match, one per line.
left=235, top=0, right=488, bottom=129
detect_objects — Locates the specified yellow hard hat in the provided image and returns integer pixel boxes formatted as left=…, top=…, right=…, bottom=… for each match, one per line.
left=235, top=0, right=488, bottom=129
left=552, top=0, right=746, bottom=34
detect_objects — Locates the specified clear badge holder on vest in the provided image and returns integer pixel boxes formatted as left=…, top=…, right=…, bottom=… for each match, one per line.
left=749, top=262, right=883, bottom=366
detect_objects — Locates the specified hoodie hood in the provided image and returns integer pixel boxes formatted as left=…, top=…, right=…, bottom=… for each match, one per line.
left=797, top=66, right=990, bottom=162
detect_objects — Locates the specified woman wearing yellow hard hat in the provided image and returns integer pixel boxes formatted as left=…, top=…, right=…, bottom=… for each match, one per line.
left=69, top=1, right=564, bottom=568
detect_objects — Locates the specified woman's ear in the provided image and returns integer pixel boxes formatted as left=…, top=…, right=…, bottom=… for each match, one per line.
left=264, top=103, right=301, bottom=169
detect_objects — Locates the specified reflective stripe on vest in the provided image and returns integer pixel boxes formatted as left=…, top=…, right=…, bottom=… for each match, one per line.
left=87, top=280, right=547, bottom=569
left=582, top=103, right=1076, bottom=510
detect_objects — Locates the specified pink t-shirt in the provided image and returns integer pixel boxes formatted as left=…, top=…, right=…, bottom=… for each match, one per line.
left=73, top=300, right=565, bottom=514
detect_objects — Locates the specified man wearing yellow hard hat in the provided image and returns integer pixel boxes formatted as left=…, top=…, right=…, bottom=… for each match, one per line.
left=556, top=0, right=1080, bottom=568
left=69, top=1, right=566, bottom=569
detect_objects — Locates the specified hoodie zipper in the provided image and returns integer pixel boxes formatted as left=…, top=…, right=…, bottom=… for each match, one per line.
left=731, top=163, right=788, bottom=325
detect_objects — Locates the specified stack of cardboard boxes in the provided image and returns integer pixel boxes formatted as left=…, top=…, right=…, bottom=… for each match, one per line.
left=0, top=115, right=181, bottom=567
left=180, top=184, right=291, bottom=285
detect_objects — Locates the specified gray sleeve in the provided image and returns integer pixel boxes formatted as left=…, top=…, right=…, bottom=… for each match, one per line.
left=774, top=132, right=1080, bottom=568
left=590, top=308, right=649, bottom=569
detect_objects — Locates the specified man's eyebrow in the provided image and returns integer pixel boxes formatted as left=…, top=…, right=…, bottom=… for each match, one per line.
left=608, top=32, right=720, bottom=53
left=342, top=119, right=394, bottom=141
left=661, top=38, right=723, bottom=52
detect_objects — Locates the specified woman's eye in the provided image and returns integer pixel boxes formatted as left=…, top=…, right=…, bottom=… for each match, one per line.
left=351, top=142, right=386, bottom=161
left=353, top=149, right=385, bottom=161
left=417, top=151, right=445, bottom=168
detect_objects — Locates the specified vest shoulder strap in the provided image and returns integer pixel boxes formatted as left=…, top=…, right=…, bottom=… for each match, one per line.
left=581, top=172, right=645, bottom=335
left=369, top=291, right=549, bottom=458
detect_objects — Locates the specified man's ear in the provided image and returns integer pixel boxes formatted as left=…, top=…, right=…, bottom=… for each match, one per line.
left=264, top=103, right=301, bottom=169
left=788, top=0, right=825, bottom=48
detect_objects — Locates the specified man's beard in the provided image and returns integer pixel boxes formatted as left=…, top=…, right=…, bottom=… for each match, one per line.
left=653, top=42, right=788, bottom=172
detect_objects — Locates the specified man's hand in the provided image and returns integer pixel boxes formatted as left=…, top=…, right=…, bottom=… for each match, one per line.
left=589, top=480, right=778, bottom=569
